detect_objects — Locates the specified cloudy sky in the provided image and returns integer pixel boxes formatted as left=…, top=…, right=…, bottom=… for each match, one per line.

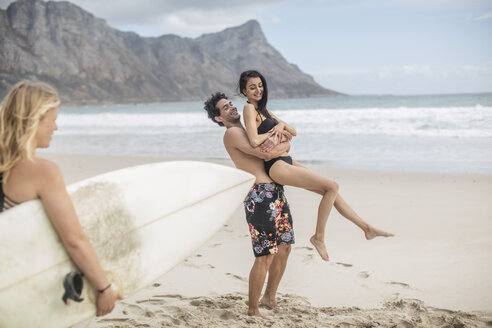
left=1, top=0, right=491, bottom=95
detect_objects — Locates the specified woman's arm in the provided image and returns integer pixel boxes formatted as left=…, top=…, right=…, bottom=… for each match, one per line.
left=35, top=160, right=121, bottom=316
left=243, top=103, right=273, bottom=147
left=268, top=110, right=297, bottom=136
left=224, top=127, right=290, bottom=161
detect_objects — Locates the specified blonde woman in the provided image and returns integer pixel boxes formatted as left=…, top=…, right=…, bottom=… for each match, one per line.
left=0, top=80, right=122, bottom=316
left=239, top=70, right=393, bottom=261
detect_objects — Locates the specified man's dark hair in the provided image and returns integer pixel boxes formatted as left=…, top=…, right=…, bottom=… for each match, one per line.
left=204, top=92, right=227, bottom=126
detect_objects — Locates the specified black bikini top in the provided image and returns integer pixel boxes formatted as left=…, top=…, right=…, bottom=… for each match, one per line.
left=256, top=109, right=278, bottom=135
left=0, top=172, right=20, bottom=213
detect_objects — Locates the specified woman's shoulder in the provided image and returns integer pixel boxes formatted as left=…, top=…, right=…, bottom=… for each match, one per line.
left=5, top=157, right=64, bottom=202
left=243, top=103, right=256, bottom=111
left=15, top=157, right=62, bottom=181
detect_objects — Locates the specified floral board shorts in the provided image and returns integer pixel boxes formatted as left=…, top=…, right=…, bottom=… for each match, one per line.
left=243, top=182, right=295, bottom=257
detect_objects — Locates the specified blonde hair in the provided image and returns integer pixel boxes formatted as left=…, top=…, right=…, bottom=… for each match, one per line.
left=0, top=80, right=60, bottom=180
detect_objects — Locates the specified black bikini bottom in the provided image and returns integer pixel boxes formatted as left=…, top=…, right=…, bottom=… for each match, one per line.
left=264, top=156, right=293, bottom=176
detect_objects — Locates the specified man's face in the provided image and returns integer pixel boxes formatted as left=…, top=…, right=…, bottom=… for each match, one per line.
left=216, top=98, right=240, bottom=124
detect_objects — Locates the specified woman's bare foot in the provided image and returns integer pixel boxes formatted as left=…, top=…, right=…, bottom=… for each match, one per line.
left=248, top=308, right=270, bottom=320
left=364, top=225, right=394, bottom=240
left=260, top=296, right=277, bottom=309
left=310, top=235, right=329, bottom=261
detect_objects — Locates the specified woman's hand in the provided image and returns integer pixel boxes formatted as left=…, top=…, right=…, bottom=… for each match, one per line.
left=280, top=130, right=293, bottom=142
left=272, top=122, right=285, bottom=134
left=268, top=122, right=284, bottom=141
left=260, top=135, right=278, bottom=152
left=96, top=287, right=123, bottom=316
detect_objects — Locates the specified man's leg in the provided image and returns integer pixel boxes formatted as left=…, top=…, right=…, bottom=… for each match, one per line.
left=248, top=254, right=274, bottom=318
left=261, top=244, right=291, bottom=308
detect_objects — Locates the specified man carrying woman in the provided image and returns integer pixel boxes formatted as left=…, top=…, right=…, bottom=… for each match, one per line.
left=238, top=70, right=393, bottom=261
left=205, top=92, right=294, bottom=319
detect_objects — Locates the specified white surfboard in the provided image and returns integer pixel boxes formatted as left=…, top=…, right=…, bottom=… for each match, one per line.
left=0, top=161, right=254, bottom=328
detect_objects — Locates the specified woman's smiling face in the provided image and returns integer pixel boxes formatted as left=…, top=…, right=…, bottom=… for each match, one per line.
left=243, top=77, right=264, bottom=103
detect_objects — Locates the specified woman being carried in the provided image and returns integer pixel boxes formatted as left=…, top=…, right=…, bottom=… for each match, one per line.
left=239, top=70, right=393, bottom=261
left=0, top=80, right=122, bottom=316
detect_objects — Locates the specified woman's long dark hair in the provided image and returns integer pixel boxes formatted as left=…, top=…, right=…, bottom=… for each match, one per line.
left=238, top=70, right=271, bottom=118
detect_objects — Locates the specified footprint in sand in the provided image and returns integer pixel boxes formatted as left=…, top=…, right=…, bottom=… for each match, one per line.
left=120, top=303, right=145, bottom=313
left=294, top=246, right=316, bottom=262
left=183, top=262, right=215, bottom=269
left=358, top=271, right=370, bottom=279
left=396, top=319, right=415, bottom=328
left=225, top=272, right=247, bottom=282
left=302, top=254, right=314, bottom=263
left=386, top=281, right=410, bottom=288
left=219, top=310, right=237, bottom=320
left=136, top=298, right=165, bottom=304
left=107, top=303, right=154, bottom=323
left=336, top=262, right=353, bottom=267
left=295, top=246, right=314, bottom=251
left=98, top=318, right=130, bottom=323
left=152, top=294, right=183, bottom=299
left=189, top=300, right=202, bottom=306
left=209, top=243, right=222, bottom=248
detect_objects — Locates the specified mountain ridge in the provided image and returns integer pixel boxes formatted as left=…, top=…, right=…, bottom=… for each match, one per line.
left=0, top=0, right=342, bottom=105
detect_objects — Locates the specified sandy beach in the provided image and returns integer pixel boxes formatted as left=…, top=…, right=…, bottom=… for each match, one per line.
left=42, top=153, right=492, bottom=327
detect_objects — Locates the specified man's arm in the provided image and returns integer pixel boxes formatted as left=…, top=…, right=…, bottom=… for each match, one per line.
left=224, top=127, right=290, bottom=161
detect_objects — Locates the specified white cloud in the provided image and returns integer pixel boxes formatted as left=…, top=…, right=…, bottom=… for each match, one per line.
left=136, top=8, right=262, bottom=37
left=377, top=67, right=392, bottom=79
left=475, top=12, right=492, bottom=20
left=266, top=14, right=282, bottom=24
left=402, top=65, right=433, bottom=75
left=1, top=0, right=289, bottom=36
left=98, top=0, right=288, bottom=37
left=312, top=64, right=492, bottom=94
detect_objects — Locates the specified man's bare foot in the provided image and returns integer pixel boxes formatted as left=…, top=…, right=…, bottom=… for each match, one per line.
left=260, top=296, right=277, bottom=309
left=247, top=308, right=270, bottom=320
left=365, top=226, right=394, bottom=240
left=310, top=235, right=329, bottom=261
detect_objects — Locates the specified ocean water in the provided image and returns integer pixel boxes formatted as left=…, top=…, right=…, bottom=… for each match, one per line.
left=46, top=93, right=492, bottom=174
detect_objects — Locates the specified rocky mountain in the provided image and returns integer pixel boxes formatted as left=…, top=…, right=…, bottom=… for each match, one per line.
left=0, top=0, right=341, bottom=105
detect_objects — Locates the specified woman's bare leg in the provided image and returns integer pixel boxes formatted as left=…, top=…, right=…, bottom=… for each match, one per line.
left=333, top=194, right=394, bottom=239
left=292, top=160, right=393, bottom=239
left=269, top=161, right=339, bottom=261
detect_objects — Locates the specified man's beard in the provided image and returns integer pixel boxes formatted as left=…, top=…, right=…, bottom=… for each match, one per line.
left=227, top=116, right=241, bottom=124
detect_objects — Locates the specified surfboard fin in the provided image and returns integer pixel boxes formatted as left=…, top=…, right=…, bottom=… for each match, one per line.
left=62, top=270, right=84, bottom=303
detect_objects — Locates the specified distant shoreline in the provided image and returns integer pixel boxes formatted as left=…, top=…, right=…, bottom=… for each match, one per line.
left=57, top=92, right=492, bottom=108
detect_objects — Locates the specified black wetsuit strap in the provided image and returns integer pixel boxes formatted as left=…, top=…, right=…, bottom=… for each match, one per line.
left=0, top=173, right=5, bottom=212
left=0, top=172, right=20, bottom=212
